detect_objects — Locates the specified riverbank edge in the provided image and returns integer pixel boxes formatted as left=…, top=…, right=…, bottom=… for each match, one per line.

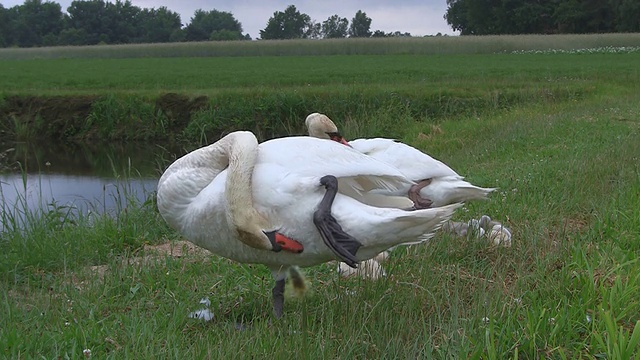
left=0, top=87, right=587, bottom=143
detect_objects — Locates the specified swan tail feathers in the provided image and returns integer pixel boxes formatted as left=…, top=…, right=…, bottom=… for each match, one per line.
left=422, top=178, right=496, bottom=206
left=388, top=203, right=462, bottom=246
left=449, top=184, right=496, bottom=202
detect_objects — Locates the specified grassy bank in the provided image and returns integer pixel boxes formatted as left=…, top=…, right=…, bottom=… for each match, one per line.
left=1, top=51, right=639, bottom=142
left=1, top=33, right=639, bottom=60
left=2, top=38, right=640, bottom=357
left=1, top=89, right=639, bottom=358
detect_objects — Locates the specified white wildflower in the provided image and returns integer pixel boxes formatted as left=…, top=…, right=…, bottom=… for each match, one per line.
left=189, top=308, right=214, bottom=322
left=199, top=297, right=211, bottom=307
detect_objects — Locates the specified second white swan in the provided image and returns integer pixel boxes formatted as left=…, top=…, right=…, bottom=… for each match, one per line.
left=306, top=112, right=495, bottom=209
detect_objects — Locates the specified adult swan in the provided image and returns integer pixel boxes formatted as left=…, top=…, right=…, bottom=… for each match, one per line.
left=306, top=113, right=495, bottom=209
left=157, top=131, right=459, bottom=317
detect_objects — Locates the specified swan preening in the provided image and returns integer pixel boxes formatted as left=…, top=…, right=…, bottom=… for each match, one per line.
left=305, top=113, right=496, bottom=209
left=157, top=131, right=460, bottom=317
left=306, top=112, right=500, bottom=276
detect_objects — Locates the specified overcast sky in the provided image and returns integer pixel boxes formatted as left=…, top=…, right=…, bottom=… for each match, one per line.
left=2, top=0, right=457, bottom=38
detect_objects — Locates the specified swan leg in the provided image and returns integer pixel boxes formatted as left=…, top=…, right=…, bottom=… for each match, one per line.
left=408, top=178, right=433, bottom=209
left=313, top=175, right=362, bottom=268
left=272, top=278, right=286, bottom=318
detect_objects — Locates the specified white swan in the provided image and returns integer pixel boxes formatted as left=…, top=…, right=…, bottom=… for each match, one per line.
left=157, top=131, right=459, bottom=317
left=305, top=113, right=495, bottom=208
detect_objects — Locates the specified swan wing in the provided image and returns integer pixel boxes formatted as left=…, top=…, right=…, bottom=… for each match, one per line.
left=259, top=136, right=414, bottom=196
left=348, top=138, right=459, bottom=181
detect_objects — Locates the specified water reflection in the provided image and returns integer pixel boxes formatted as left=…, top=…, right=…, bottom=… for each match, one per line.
left=0, top=140, right=182, bottom=230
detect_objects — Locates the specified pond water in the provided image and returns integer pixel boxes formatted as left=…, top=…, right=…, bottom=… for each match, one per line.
left=0, top=140, right=183, bottom=230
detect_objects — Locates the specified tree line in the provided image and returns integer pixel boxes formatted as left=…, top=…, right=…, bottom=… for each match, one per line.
left=445, top=0, right=640, bottom=35
left=0, top=1, right=413, bottom=48
left=4, top=0, right=636, bottom=48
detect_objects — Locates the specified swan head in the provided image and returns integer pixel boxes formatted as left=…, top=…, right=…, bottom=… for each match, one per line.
left=264, top=230, right=304, bottom=253
left=305, top=113, right=350, bottom=146
left=232, top=211, right=304, bottom=254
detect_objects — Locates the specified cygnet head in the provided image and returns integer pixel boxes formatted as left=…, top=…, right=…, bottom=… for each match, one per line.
left=467, top=218, right=486, bottom=239
left=488, top=224, right=512, bottom=247
left=479, top=215, right=492, bottom=229
left=305, top=113, right=350, bottom=145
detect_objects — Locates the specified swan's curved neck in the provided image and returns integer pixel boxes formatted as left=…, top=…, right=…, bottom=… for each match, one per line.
left=222, top=132, right=272, bottom=249
left=158, top=131, right=272, bottom=250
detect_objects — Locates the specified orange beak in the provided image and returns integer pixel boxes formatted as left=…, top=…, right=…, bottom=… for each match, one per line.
left=276, top=233, right=304, bottom=253
left=330, top=135, right=351, bottom=147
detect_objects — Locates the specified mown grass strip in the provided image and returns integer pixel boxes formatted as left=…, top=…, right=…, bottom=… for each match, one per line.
left=1, top=33, right=640, bottom=60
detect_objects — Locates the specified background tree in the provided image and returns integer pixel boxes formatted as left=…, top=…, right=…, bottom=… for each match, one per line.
left=65, top=0, right=113, bottom=44
left=105, top=0, right=141, bottom=44
left=136, top=6, right=182, bottom=43
left=260, top=5, right=311, bottom=39
left=580, top=0, right=614, bottom=32
left=444, top=0, right=637, bottom=35
left=57, top=27, right=88, bottom=45
left=0, top=5, right=11, bottom=46
left=5, top=0, right=64, bottom=47
left=306, top=20, right=322, bottom=39
left=184, top=9, right=243, bottom=42
left=553, top=0, right=585, bottom=33
left=348, top=10, right=372, bottom=37
left=321, top=14, right=348, bottom=38
left=449, top=0, right=501, bottom=35
left=613, top=0, right=640, bottom=32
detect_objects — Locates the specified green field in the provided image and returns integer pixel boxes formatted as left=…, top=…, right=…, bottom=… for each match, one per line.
left=1, top=47, right=639, bottom=142
left=1, top=36, right=640, bottom=358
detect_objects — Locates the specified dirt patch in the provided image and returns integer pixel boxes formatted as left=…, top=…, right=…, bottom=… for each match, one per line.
left=76, top=240, right=211, bottom=289
left=1, top=95, right=98, bottom=139
left=141, top=240, right=211, bottom=260
left=545, top=215, right=591, bottom=244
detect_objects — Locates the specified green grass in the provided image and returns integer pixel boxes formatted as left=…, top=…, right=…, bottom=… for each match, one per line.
left=1, top=88, right=639, bottom=358
left=1, top=53, right=638, bottom=95
left=1, top=51, right=639, bottom=142
left=1, top=39, right=640, bottom=357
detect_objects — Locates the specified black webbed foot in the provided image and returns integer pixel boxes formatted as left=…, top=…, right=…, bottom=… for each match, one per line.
left=313, top=175, right=362, bottom=268
left=408, top=178, right=434, bottom=209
